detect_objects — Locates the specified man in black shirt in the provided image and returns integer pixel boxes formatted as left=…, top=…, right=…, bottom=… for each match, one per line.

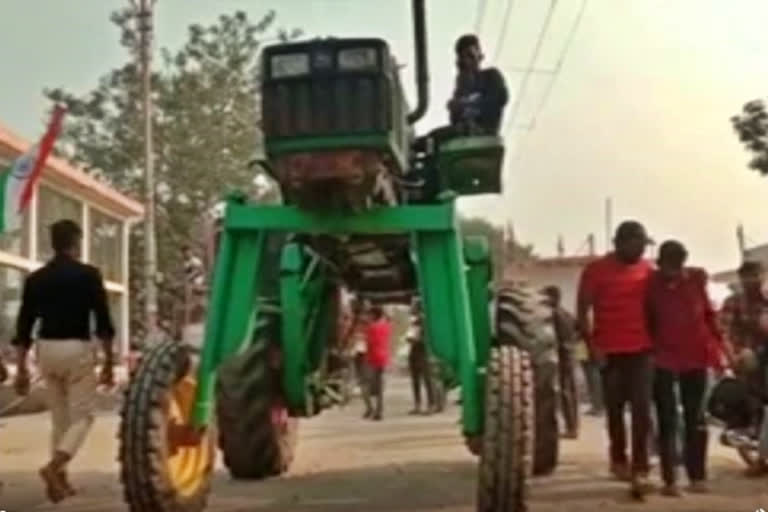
left=12, top=219, right=115, bottom=503
left=447, top=34, right=509, bottom=135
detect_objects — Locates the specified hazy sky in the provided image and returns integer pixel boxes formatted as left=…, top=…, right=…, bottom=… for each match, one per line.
left=1, top=0, right=767, bottom=271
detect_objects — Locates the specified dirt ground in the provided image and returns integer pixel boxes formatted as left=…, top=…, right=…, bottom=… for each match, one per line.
left=1, top=377, right=767, bottom=512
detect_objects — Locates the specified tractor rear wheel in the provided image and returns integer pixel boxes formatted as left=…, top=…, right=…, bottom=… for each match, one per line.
left=216, top=334, right=298, bottom=480
left=477, top=345, right=534, bottom=512
left=119, top=341, right=215, bottom=512
left=496, top=284, right=560, bottom=476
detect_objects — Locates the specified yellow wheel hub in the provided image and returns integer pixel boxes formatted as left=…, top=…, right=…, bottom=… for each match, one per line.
left=165, top=375, right=213, bottom=497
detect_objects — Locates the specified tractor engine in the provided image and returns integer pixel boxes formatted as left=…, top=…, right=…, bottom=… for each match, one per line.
left=261, top=38, right=411, bottom=211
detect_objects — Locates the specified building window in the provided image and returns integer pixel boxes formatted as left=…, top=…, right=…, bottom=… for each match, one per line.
left=37, top=184, right=82, bottom=261
left=108, top=291, right=123, bottom=353
left=0, top=265, right=26, bottom=357
left=0, top=208, right=30, bottom=257
left=90, top=208, right=124, bottom=282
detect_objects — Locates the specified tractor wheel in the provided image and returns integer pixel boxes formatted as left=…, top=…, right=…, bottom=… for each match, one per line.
left=215, top=335, right=298, bottom=480
left=119, top=341, right=215, bottom=512
left=496, top=284, right=560, bottom=477
left=477, top=345, right=534, bottom=512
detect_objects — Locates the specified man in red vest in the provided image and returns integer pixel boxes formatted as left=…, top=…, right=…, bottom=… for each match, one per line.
left=577, top=220, right=654, bottom=498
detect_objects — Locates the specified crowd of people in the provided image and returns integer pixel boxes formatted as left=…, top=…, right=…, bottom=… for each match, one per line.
left=543, top=219, right=768, bottom=500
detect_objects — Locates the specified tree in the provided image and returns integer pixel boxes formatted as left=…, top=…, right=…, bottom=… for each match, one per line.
left=731, top=99, right=768, bottom=175
left=45, top=9, right=300, bottom=344
left=459, top=217, right=535, bottom=282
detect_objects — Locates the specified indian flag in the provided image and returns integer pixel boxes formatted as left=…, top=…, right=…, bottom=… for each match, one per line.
left=0, top=105, right=66, bottom=233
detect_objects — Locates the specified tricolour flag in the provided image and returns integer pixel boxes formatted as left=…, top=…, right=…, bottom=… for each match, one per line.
left=0, top=105, right=66, bottom=233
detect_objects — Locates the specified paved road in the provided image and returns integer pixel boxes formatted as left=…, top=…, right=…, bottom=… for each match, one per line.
left=1, top=378, right=767, bottom=512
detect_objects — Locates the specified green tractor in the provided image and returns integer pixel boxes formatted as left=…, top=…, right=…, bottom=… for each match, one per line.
left=118, top=2, right=558, bottom=511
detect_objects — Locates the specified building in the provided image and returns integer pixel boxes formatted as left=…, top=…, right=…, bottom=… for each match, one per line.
left=503, top=255, right=597, bottom=313
left=713, top=243, right=768, bottom=290
left=0, top=122, right=144, bottom=364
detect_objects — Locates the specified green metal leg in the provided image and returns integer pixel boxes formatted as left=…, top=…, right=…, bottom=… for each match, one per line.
left=280, top=243, right=308, bottom=412
left=414, top=230, right=481, bottom=436
left=463, top=235, right=492, bottom=371
left=192, top=226, right=266, bottom=428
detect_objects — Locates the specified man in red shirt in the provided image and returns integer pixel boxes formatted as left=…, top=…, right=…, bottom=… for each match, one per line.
left=577, top=220, right=654, bottom=498
left=647, top=240, right=729, bottom=496
left=364, top=306, right=392, bottom=421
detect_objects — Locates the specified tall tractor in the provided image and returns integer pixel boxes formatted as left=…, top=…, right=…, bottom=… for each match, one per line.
left=118, top=2, right=557, bottom=511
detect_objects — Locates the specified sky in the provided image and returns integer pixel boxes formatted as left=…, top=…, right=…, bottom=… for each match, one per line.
left=1, top=0, right=768, bottom=272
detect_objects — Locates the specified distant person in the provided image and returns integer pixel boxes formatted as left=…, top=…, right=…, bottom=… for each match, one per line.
left=543, top=285, right=579, bottom=439
left=646, top=241, right=731, bottom=496
left=577, top=220, right=654, bottom=498
left=406, top=300, right=437, bottom=415
left=576, top=331, right=604, bottom=416
left=363, top=306, right=392, bottom=421
left=11, top=220, right=115, bottom=503
left=719, top=260, right=768, bottom=476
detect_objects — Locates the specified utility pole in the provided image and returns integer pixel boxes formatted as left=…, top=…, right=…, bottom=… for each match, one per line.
left=133, top=0, right=158, bottom=339
left=737, top=223, right=746, bottom=261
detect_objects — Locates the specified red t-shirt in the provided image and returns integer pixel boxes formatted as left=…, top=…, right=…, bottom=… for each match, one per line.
left=578, top=254, right=653, bottom=354
left=365, top=319, right=392, bottom=369
left=647, top=268, right=721, bottom=372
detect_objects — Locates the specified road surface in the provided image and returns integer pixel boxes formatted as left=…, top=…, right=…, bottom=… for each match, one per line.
left=1, top=377, right=767, bottom=512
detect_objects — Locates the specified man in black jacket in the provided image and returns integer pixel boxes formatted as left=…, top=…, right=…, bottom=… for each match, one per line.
left=448, top=34, right=509, bottom=135
left=12, top=219, right=115, bottom=503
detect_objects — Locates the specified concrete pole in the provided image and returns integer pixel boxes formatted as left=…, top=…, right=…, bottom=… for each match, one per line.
left=135, top=0, right=158, bottom=339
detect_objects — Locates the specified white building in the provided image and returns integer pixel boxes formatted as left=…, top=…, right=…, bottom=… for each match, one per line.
left=0, top=122, right=144, bottom=364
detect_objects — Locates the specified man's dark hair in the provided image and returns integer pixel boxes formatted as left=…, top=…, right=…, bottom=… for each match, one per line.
left=657, top=240, right=688, bottom=265
left=50, top=219, right=82, bottom=254
left=543, top=285, right=561, bottom=302
left=614, top=220, right=652, bottom=244
left=739, top=260, right=764, bottom=276
left=370, top=305, right=384, bottom=320
left=455, top=34, right=480, bottom=55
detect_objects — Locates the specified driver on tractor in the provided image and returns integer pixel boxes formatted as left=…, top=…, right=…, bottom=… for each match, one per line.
left=720, top=260, right=768, bottom=476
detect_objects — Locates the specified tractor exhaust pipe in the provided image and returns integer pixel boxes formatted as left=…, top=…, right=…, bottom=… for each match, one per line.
left=407, top=0, right=429, bottom=124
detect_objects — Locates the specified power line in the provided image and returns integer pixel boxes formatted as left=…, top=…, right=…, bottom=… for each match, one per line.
left=492, top=0, right=517, bottom=63
left=503, top=0, right=559, bottom=132
left=474, top=0, right=489, bottom=33
left=527, top=0, right=588, bottom=130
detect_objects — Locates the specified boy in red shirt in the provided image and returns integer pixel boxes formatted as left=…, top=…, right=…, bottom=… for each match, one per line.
left=647, top=240, right=730, bottom=496
left=577, top=221, right=654, bottom=498
left=364, top=306, right=392, bottom=421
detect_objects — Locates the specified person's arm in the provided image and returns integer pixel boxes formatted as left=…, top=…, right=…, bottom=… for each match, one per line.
left=11, top=274, right=38, bottom=366
left=90, top=268, right=116, bottom=365
left=576, top=265, right=596, bottom=357
left=478, top=68, right=509, bottom=116
left=645, top=274, right=657, bottom=340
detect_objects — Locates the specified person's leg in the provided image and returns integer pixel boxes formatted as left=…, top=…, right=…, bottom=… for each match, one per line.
left=373, top=370, right=384, bottom=420
left=408, top=346, right=422, bottom=414
left=361, top=362, right=374, bottom=418
left=559, top=349, right=579, bottom=438
left=628, top=352, right=654, bottom=497
left=583, top=360, right=604, bottom=415
left=679, top=369, right=709, bottom=491
left=653, top=367, right=680, bottom=495
left=601, top=355, right=629, bottom=479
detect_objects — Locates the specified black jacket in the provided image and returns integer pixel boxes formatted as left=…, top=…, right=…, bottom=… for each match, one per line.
left=450, top=67, right=509, bottom=134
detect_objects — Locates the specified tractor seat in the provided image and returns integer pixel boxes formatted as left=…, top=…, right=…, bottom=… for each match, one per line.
left=436, top=135, right=505, bottom=196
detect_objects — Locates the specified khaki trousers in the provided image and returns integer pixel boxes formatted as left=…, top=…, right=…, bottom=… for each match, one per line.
left=37, top=340, right=97, bottom=459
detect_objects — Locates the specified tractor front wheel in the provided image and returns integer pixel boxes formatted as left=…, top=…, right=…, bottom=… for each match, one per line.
left=216, top=334, right=298, bottom=480
left=119, top=341, right=215, bottom=512
left=477, top=345, right=534, bottom=512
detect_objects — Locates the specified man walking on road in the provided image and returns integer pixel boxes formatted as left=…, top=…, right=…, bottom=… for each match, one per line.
left=577, top=220, right=654, bottom=498
left=363, top=306, right=391, bottom=421
left=406, top=299, right=437, bottom=415
left=11, top=219, right=115, bottom=503
left=647, top=241, right=730, bottom=496
left=544, top=285, right=580, bottom=439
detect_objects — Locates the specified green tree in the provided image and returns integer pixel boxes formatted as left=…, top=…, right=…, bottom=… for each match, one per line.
left=731, top=99, right=768, bottom=175
left=459, top=217, right=535, bottom=282
left=45, top=9, right=299, bottom=343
